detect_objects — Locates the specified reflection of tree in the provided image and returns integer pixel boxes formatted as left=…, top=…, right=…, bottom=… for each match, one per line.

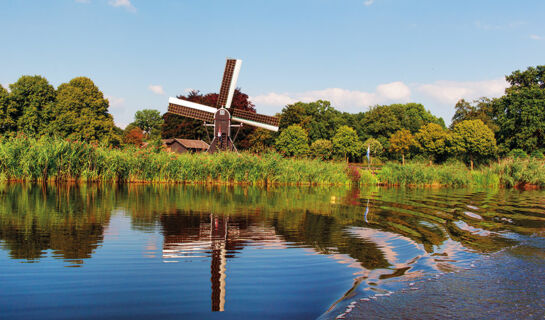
left=0, top=184, right=111, bottom=264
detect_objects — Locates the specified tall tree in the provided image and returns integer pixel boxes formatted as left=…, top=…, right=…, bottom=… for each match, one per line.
left=449, top=119, right=496, bottom=170
left=50, top=77, right=114, bottom=143
left=415, top=123, right=449, bottom=164
left=493, top=65, right=545, bottom=154
left=8, top=75, right=55, bottom=136
left=451, top=98, right=498, bottom=132
left=0, top=85, right=16, bottom=134
left=275, top=124, right=310, bottom=157
left=332, top=125, right=362, bottom=162
left=134, top=109, right=163, bottom=136
left=311, top=139, right=333, bottom=160
left=389, top=129, right=416, bottom=165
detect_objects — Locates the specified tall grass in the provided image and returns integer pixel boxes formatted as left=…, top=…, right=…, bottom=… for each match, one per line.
left=490, top=158, right=545, bottom=188
left=0, top=135, right=351, bottom=185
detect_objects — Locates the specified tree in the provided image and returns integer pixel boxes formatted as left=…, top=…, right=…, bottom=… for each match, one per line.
left=275, top=124, right=310, bottom=157
left=414, top=123, right=449, bottom=164
left=451, top=98, right=498, bottom=132
left=49, top=77, right=115, bottom=143
left=389, top=129, right=416, bottom=165
left=123, top=127, right=144, bottom=146
left=279, top=100, right=343, bottom=142
left=493, top=65, right=545, bottom=154
left=332, top=125, right=362, bottom=162
left=247, top=128, right=275, bottom=153
left=8, top=75, right=56, bottom=137
left=449, top=119, right=496, bottom=170
left=311, top=139, right=333, bottom=160
left=134, top=109, right=163, bottom=137
left=0, top=85, right=15, bottom=134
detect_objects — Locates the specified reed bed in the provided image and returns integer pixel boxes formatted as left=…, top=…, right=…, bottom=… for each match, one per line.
left=0, top=136, right=351, bottom=185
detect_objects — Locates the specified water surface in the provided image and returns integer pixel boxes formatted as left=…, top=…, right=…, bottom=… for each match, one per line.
left=0, top=184, right=543, bottom=319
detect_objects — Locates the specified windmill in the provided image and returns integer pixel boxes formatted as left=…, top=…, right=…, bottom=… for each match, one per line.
left=167, top=58, right=279, bottom=153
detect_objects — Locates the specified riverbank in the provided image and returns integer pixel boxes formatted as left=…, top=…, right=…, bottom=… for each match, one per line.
left=0, top=136, right=543, bottom=187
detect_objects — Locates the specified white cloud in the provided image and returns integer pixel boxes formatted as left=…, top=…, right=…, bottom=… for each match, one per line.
left=1, top=83, right=9, bottom=91
left=148, top=85, right=165, bottom=95
left=108, top=0, right=136, bottom=12
left=106, top=96, right=126, bottom=109
left=530, top=34, right=543, bottom=40
left=363, top=0, right=374, bottom=6
left=251, top=81, right=411, bottom=113
left=416, top=78, right=508, bottom=105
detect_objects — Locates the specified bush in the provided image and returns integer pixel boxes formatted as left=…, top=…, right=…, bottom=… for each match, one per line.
left=530, top=150, right=545, bottom=159
left=508, top=149, right=528, bottom=159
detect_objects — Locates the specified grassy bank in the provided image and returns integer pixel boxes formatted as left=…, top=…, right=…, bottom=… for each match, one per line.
left=0, top=136, right=351, bottom=185
left=361, top=159, right=545, bottom=188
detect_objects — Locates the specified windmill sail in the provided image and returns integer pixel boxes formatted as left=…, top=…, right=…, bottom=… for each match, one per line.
left=168, top=97, right=216, bottom=122
left=232, top=108, right=279, bottom=132
left=217, top=59, right=242, bottom=109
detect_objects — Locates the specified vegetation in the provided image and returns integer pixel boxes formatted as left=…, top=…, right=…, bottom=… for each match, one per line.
left=310, top=139, right=333, bottom=160
left=0, top=135, right=350, bottom=185
left=275, top=125, right=310, bottom=157
left=332, top=125, right=362, bottom=161
left=389, top=129, right=415, bottom=165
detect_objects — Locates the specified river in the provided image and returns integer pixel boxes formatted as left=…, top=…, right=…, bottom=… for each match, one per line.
left=0, top=184, right=543, bottom=319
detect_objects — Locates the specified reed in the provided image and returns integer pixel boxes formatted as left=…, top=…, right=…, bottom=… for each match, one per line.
left=0, top=136, right=351, bottom=185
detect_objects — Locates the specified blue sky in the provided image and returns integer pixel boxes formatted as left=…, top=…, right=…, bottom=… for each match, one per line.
left=1, top=0, right=544, bottom=127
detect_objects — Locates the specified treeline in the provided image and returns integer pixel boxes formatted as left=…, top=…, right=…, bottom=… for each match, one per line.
left=0, top=76, right=121, bottom=145
left=164, top=65, right=545, bottom=169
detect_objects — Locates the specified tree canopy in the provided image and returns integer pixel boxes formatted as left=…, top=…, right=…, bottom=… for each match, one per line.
left=415, top=123, right=449, bottom=163
left=449, top=119, right=496, bottom=169
left=332, top=125, right=362, bottom=161
left=493, top=65, right=545, bottom=154
left=275, top=124, right=310, bottom=157
left=389, top=129, right=416, bottom=165
left=134, top=109, right=163, bottom=136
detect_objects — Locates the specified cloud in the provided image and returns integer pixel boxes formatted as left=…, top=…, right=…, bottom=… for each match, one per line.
left=363, top=0, right=374, bottom=6
left=530, top=34, right=543, bottom=40
left=148, top=85, right=165, bottom=95
left=108, top=0, right=136, bottom=12
left=106, top=96, right=126, bottom=109
left=416, top=78, right=508, bottom=105
left=251, top=81, right=411, bottom=113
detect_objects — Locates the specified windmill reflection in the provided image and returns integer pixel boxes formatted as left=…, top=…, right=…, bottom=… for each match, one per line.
left=160, top=212, right=281, bottom=312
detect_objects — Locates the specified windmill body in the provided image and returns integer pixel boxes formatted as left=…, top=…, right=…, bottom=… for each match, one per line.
left=167, top=58, right=279, bottom=153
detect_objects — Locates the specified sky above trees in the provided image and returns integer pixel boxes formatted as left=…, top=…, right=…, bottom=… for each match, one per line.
left=1, top=0, right=544, bottom=127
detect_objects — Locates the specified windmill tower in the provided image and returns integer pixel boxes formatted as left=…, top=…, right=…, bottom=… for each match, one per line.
left=168, top=58, right=279, bottom=153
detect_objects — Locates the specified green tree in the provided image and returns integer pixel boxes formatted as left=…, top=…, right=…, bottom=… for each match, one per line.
left=0, top=85, right=16, bottom=134
left=311, top=139, right=333, bottom=160
left=363, top=137, right=383, bottom=165
left=389, top=129, right=416, bottom=165
left=451, top=98, right=498, bottom=132
left=275, top=124, right=310, bottom=157
left=493, top=65, right=545, bottom=154
left=50, top=77, right=115, bottom=143
left=414, top=123, right=449, bottom=164
left=279, top=100, right=343, bottom=142
left=8, top=75, right=56, bottom=136
left=449, top=119, right=496, bottom=170
left=247, top=128, right=275, bottom=153
left=134, top=109, right=163, bottom=137
left=332, top=125, right=362, bottom=162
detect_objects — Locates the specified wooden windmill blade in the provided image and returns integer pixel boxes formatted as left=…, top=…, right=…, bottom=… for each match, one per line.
left=168, top=97, right=216, bottom=122
left=217, top=59, right=242, bottom=109
left=232, top=108, right=279, bottom=132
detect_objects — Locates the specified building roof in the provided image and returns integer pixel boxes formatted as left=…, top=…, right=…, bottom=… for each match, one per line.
left=162, top=138, right=210, bottom=150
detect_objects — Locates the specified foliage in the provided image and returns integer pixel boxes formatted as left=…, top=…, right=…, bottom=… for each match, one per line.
left=279, top=100, right=343, bottom=142
left=332, top=126, right=362, bottom=161
left=490, top=158, right=545, bottom=188
left=493, top=65, right=545, bottom=154
left=363, top=137, right=383, bottom=156
left=275, top=125, right=310, bottom=157
left=123, top=127, right=144, bottom=146
left=134, top=109, right=163, bottom=136
left=311, top=139, right=333, bottom=160
left=449, top=119, right=496, bottom=168
left=49, top=77, right=115, bottom=143
left=414, top=123, right=449, bottom=162
left=531, top=150, right=545, bottom=159
left=8, top=75, right=56, bottom=136
left=0, top=135, right=350, bottom=185
left=0, top=86, right=14, bottom=133
left=389, top=129, right=416, bottom=164
left=507, top=149, right=528, bottom=159
left=247, top=128, right=275, bottom=153
left=451, top=98, right=498, bottom=132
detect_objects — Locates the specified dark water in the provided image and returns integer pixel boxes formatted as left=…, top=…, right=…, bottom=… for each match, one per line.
left=0, top=184, right=543, bottom=319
